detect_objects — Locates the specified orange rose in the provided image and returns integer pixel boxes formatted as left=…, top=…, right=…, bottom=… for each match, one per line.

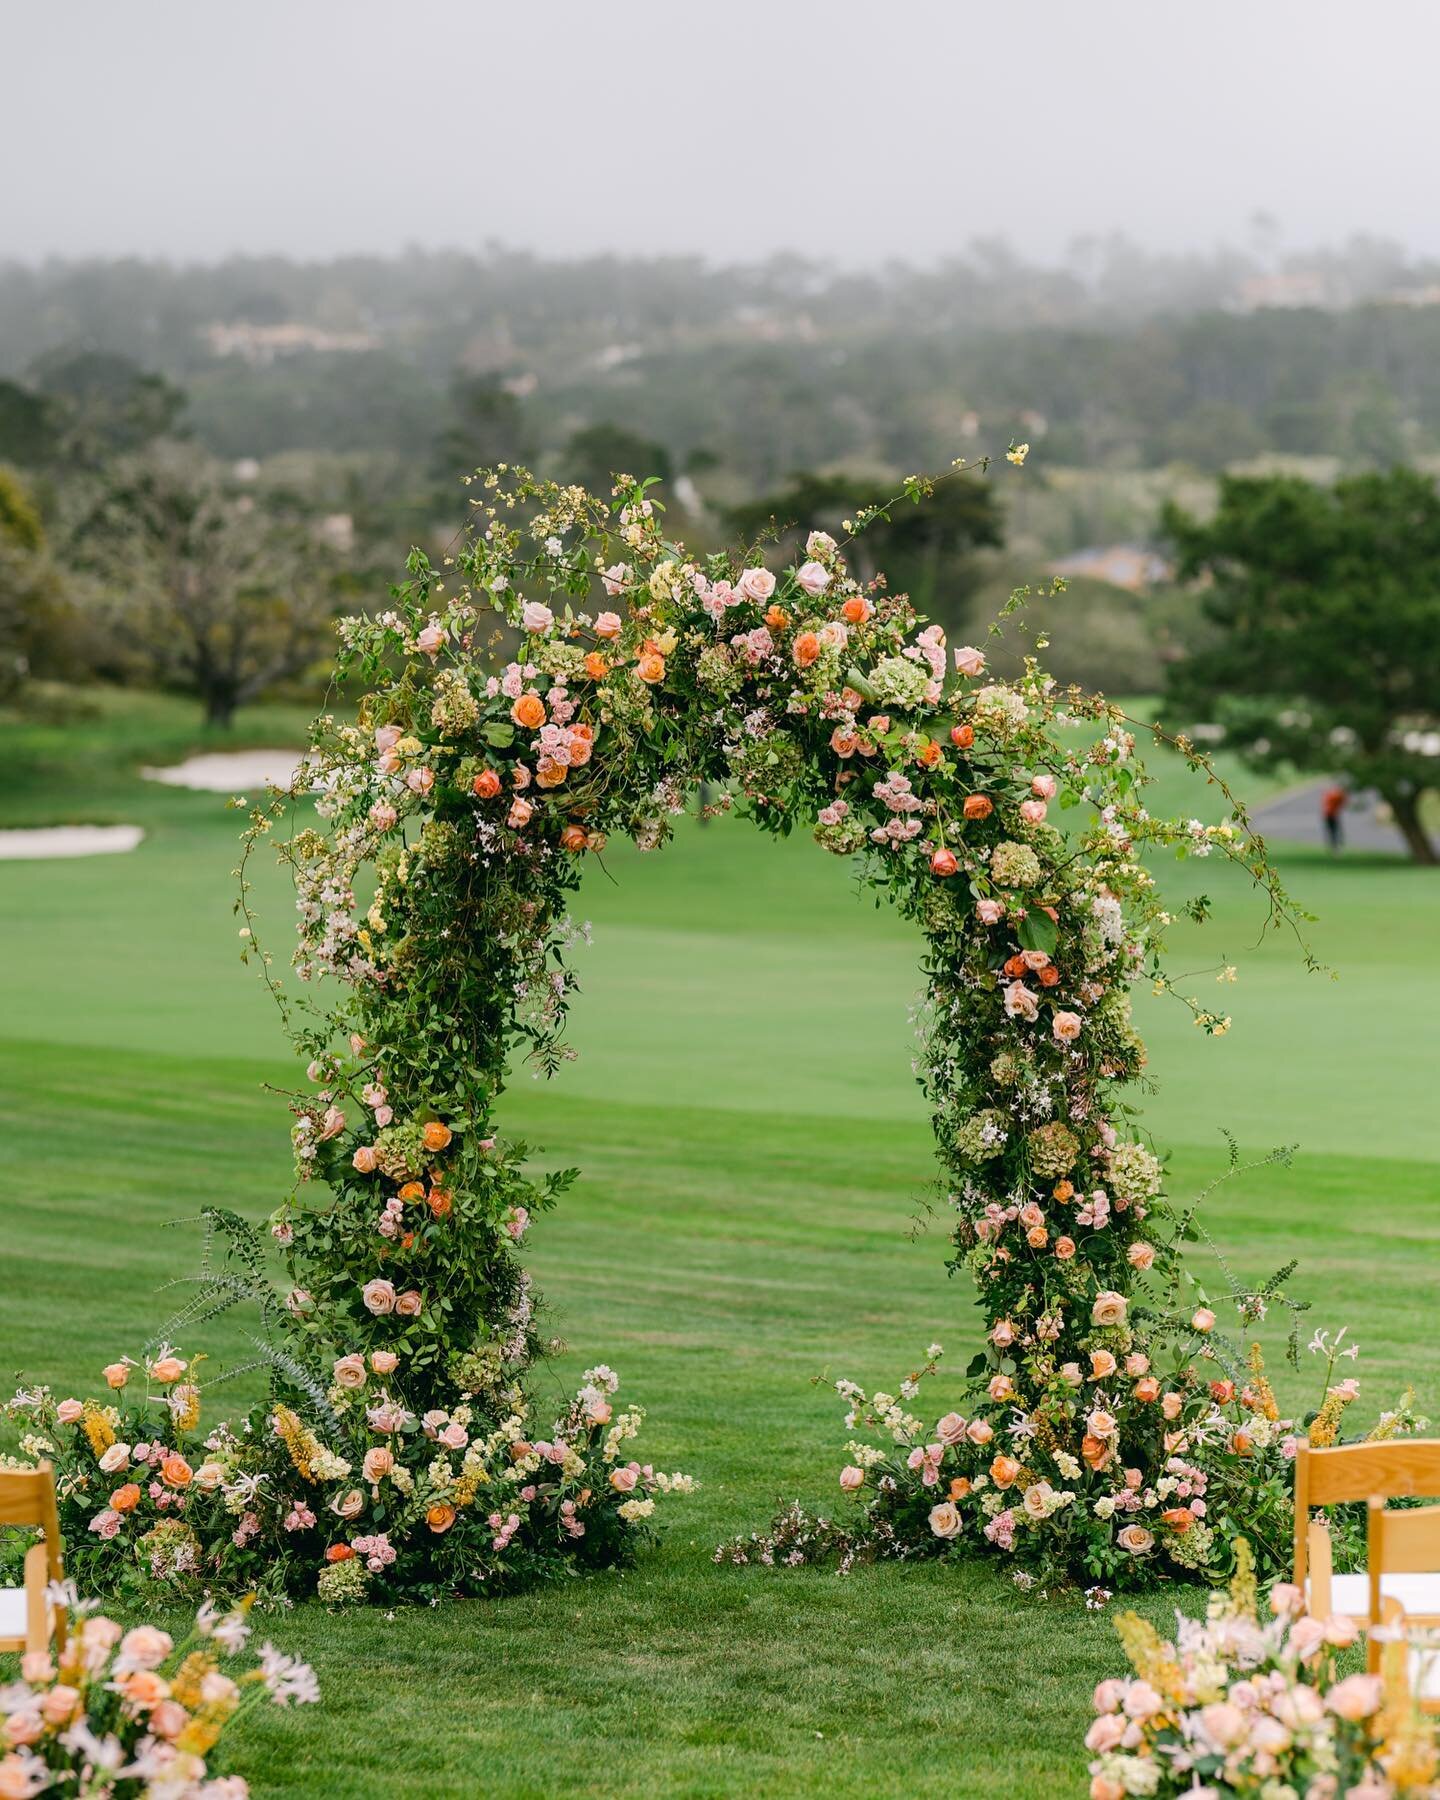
left=1026, top=1225, right=1047, bottom=1248
left=560, top=825, right=589, bottom=853
left=963, top=794, right=993, bottom=820
left=110, top=1482, right=142, bottom=1513
left=764, top=605, right=790, bottom=632
left=632, top=651, right=662, bottom=684
left=422, top=1121, right=452, bottom=1152
left=1003, top=954, right=1028, bottom=978
left=568, top=737, right=592, bottom=767
left=1162, top=1506, right=1195, bottom=1533
left=325, top=1543, right=355, bottom=1563
left=1231, top=1430, right=1254, bottom=1457
left=915, top=739, right=942, bottom=769
left=990, top=1454, right=1021, bottom=1488
left=841, top=597, right=871, bottom=625
left=1055, top=1236, right=1076, bottom=1259
left=535, top=758, right=567, bottom=788
left=1053, top=1180, right=1074, bottom=1202
left=426, top=1503, right=457, bottom=1535
left=160, top=1454, right=192, bottom=1489
left=948, top=1476, right=972, bottom=1501
left=583, top=651, right=610, bottom=679
left=511, top=693, right=546, bottom=729
left=472, top=769, right=502, bottom=799
left=397, top=1181, right=425, bottom=1201
left=570, top=722, right=594, bottom=744
left=950, top=723, right=975, bottom=749
left=1133, top=1376, right=1161, bottom=1403
left=1038, top=964, right=1061, bottom=986
left=427, top=1186, right=452, bottom=1218
left=510, top=1441, right=533, bottom=1462
left=793, top=632, right=821, bottom=668
left=1081, top=1433, right=1112, bottom=1471
left=149, top=1356, right=185, bottom=1384
left=123, top=1670, right=170, bottom=1708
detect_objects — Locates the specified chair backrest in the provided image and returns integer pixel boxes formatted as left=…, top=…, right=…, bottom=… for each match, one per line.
left=1294, top=1441, right=1440, bottom=1588
left=0, top=1465, right=61, bottom=1534
left=1369, top=1501, right=1440, bottom=1574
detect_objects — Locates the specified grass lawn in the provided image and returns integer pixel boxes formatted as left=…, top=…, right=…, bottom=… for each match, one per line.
left=3, top=686, right=1438, bottom=1797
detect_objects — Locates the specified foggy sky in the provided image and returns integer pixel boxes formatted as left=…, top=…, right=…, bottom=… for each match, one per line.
left=4, top=0, right=1436, bottom=267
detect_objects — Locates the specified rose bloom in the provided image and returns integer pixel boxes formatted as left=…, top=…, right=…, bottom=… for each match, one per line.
left=507, top=798, right=533, bottom=829
left=953, top=646, right=986, bottom=677
left=422, top=1120, right=452, bottom=1151
left=1192, top=1307, right=1217, bottom=1333
left=1116, top=1524, right=1155, bottom=1555
left=102, top=1362, right=130, bottom=1390
left=1327, top=1674, right=1385, bottom=1722
left=1052, top=1011, right=1082, bottom=1044
left=966, top=1418, right=994, bottom=1445
left=636, top=651, right=666, bottom=684
left=122, top=1669, right=170, bottom=1709
left=1091, top=1290, right=1128, bottom=1328
left=1127, top=1241, right=1156, bottom=1271
left=1133, top=1377, right=1161, bottom=1404
left=1055, top=1236, right=1077, bottom=1259
left=396, top=1290, right=423, bottom=1317
left=990, top=1455, right=1022, bottom=1489
left=928, top=1501, right=963, bottom=1539
left=110, top=1482, right=142, bottom=1513
left=1032, top=773, right=1058, bottom=799
left=976, top=898, right=1004, bottom=925
left=793, top=631, right=821, bottom=668
left=839, top=1465, right=865, bottom=1492
left=962, top=794, right=993, bottom=820
left=1209, top=1378, right=1235, bottom=1403
left=1060, top=1362, right=1083, bottom=1386
left=1161, top=1506, right=1194, bottom=1534
left=472, top=768, right=502, bottom=799
left=736, top=566, right=775, bottom=604
left=333, top=1354, right=367, bottom=1390
left=795, top=560, right=831, bottom=597
left=371, top=1350, right=398, bottom=1375
left=120, top=1625, right=173, bottom=1670
left=416, top=623, right=445, bottom=658
left=991, top=1319, right=1016, bottom=1347
left=930, top=848, right=958, bottom=878
left=1090, top=1349, right=1117, bottom=1380
left=194, top=1461, right=225, bottom=1489
left=988, top=1374, right=1015, bottom=1402
left=609, top=1466, right=639, bottom=1493
left=362, top=1279, right=397, bottom=1315
left=362, top=1447, right=394, bottom=1483
left=521, top=601, right=553, bottom=634
left=55, top=1397, right=84, bottom=1425
left=331, top=1489, right=365, bottom=1520
left=1162, top=1391, right=1184, bottom=1420
left=326, top=1543, right=355, bottom=1563
left=511, top=693, right=546, bottom=729
left=841, top=596, right=872, bottom=625
left=1019, top=799, right=1048, bottom=824
left=97, top=1442, right=131, bottom=1473
left=352, top=1146, right=378, bottom=1174
left=936, top=1412, right=966, bottom=1447
left=149, top=1356, right=186, bottom=1384
left=158, top=1453, right=192, bottom=1489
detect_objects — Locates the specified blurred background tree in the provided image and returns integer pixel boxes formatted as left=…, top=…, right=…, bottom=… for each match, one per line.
left=1164, top=467, right=1440, bottom=862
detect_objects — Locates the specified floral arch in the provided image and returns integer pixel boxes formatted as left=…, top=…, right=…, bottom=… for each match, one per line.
left=14, top=461, right=1315, bottom=1604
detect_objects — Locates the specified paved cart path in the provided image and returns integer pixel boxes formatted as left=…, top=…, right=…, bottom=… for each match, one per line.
left=1251, top=780, right=1406, bottom=853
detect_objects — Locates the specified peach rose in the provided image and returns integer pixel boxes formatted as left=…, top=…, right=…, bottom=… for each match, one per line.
left=1091, top=1291, right=1128, bottom=1328
left=839, top=1465, right=865, bottom=1491
left=98, top=1442, right=131, bottom=1473
left=583, top=651, right=610, bottom=680
left=953, top=646, right=986, bottom=677
left=1191, top=1307, right=1217, bottom=1333
left=1055, top=1236, right=1076, bottom=1259
left=422, top=1120, right=452, bottom=1152
left=119, top=1625, right=173, bottom=1670
left=936, top=1412, right=966, bottom=1446
left=535, top=758, right=567, bottom=788
left=55, top=1397, right=84, bottom=1425
left=951, top=723, right=975, bottom=749
left=1326, top=1674, right=1384, bottom=1722
left=507, top=798, right=533, bottom=829
left=122, top=1670, right=170, bottom=1709
left=102, top=1362, right=130, bottom=1390
left=841, top=596, right=872, bottom=625
left=472, top=768, right=502, bottom=799
left=1090, top=1349, right=1117, bottom=1380
left=396, top=1290, right=423, bottom=1317
left=110, top=1482, right=142, bottom=1513
left=352, top=1146, right=379, bottom=1174
left=609, top=1466, right=639, bottom=1492
left=1116, top=1524, right=1155, bottom=1555
left=966, top=1417, right=993, bottom=1445
left=326, top=1542, right=355, bottom=1562
left=362, top=1279, right=397, bottom=1315
left=636, top=651, right=666, bottom=684
left=149, top=1356, right=186, bottom=1384
left=333, top=1354, right=367, bottom=1390
left=736, top=566, right=775, bottom=604
left=930, top=848, right=958, bottom=878
left=426, top=1503, right=457, bottom=1535
left=1052, top=1011, right=1082, bottom=1044
left=1127, top=1241, right=1156, bottom=1271
left=1133, top=1377, right=1161, bottom=1404
left=371, top=1350, right=398, bottom=1375
left=928, top=1501, right=963, bottom=1538
left=990, top=1454, right=1021, bottom=1489
left=1162, top=1391, right=1184, bottom=1420
left=331, top=1489, right=365, bottom=1520
left=160, top=1454, right=192, bottom=1489
left=962, top=794, right=993, bottom=821
left=1125, top=1353, right=1150, bottom=1377
left=792, top=631, right=821, bottom=668
left=362, top=1446, right=394, bottom=1483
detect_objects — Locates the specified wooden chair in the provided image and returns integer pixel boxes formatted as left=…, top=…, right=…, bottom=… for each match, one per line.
left=1368, top=1496, right=1440, bottom=1695
left=0, top=1465, right=67, bottom=1656
left=1294, top=1440, right=1440, bottom=1627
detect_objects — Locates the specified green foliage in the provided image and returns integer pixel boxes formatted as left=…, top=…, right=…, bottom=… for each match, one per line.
left=1164, top=466, right=1440, bottom=861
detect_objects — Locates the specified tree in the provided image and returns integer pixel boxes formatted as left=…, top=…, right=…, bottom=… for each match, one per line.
left=75, top=444, right=341, bottom=727
left=0, top=465, right=66, bottom=699
left=725, top=470, right=1001, bottom=624
left=1164, top=468, right=1440, bottom=863
left=30, top=349, right=187, bottom=466
left=431, top=375, right=530, bottom=495
left=560, top=422, right=672, bottom=496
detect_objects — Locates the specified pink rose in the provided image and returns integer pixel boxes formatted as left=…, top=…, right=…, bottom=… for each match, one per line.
left=508, top=798, right=533, bottom=829
left=374, top=725, right=403, bottom=753
left=370, top=801, right=397, bottom=830
left=1085, top=1714, right=1128, bottom=1754
left=370, top=1350, right=398, bottom=1375
left=1031, top=774, right=1058, bottom=799
left=953, top=645, right=986, bottom=677
left=1116, top=1525, right=1155, bottom=1556
left=839, top=1465, right=865, bottom=1491
left=1019, top=799, right=1048, bottom=824
left=795, top=560, right=831, bottom=598
left=521, top=601, right=554, bottom=634
left=976, top=899, right=1004, bottom=925
left=594, top=610, right=623, bottom=636
left=1191, top=1307, right=1216, bottom=1333
left=362, top=1279, right=397, bottom=1315
left=362, top=1447, right=394, bottom=1483
left=927, top=1501, right=962, bottom=1538
left=936, top=1412, right=967, bottom=1446
left=417, top=624, right=445, bottom=658
left=991, top=1319, right=1016, bottom=1347
left=1052, top=1011, right=1083, bottom=1043
left=406, top=766, right=434, bottom=796
left=56, top=1398, right=84, bottom=1425
left=1127, top=1241, right=1155, bottom=1271
left=118, top=1625, right=173, bottom=1671
left=1326, top=1673, right=1384, bottom=1721
left=89, top=1508, right=122, bottom=1539
left=395, top=1290, right=423, bottom=1317
left=333, top=1355, right=367, bottom=1390
left=318, top=1105, right=346, bottom=1141
left=609, top=1466, right=638, bottom=1492
left=966, top=1418, right=993, bottom=1445
left=736, top=566, right=776, bottom=604
left=440, top=1422, right=468, bottom=1450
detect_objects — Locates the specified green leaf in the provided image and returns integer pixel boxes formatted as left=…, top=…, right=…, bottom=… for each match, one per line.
left=1017, top=910, right=1058, bottom=955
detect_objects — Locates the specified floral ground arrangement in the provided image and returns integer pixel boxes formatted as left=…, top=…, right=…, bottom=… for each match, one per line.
left=1084, top=1544, right=1439, bottom=1798
left=0, top=1589, right=317, bottom=1799
left=4, top=455, right=1366, bottom=1607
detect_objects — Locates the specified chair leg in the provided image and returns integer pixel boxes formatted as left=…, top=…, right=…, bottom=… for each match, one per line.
left=23, top=1541, right=50, bottom=1656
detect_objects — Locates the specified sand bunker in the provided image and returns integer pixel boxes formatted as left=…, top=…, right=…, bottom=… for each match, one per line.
left=143, top=749, right=307, bottom=793
left=0, top=825, right=146, bottom=860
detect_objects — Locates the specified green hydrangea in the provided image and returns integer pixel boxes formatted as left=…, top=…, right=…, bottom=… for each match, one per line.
left=1108, top=1141, right=1163, bottom=1205
left=696, top=645, right=741, bottom=693
left=867, top=654, right=931, bottom=711
left=430, top=669, right=481, bottom=736
left=989, top=1052, right=1020, bottom=1087
left=1028, top=1120, right=1080, bottom=1178
left=955, top=1108, right=1009, bottom=1162
left=317, top=1555, right=371, bottom=1604
left=989, top=841, right=1043, bottom=889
